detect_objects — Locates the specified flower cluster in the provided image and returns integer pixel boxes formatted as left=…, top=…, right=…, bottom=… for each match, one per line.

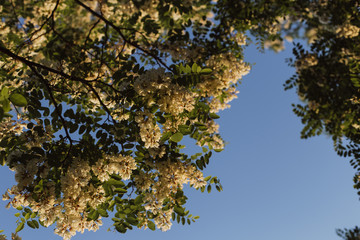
left=336, top=22, right=360, bottom=38
left=134, top=68, right=196, bottom=115
left=135, top=159, right=207, bottom=231
left=3, top=154, right=136, bottom=239
left=135, top=111, right=162, bottom=149
left=0, top=0, right=248, bottom=238
left=295, top=54, right=319, bottom=72
left=199, top=52, right=250, bottom=113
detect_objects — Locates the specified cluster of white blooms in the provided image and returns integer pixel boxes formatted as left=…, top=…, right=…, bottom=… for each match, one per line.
left=209, top=86, right=239, bottom=112
left=233, top=32, right=247, bottom=46
left=103, top=0, right=205, bottom=44
left=160, top=43, right=204, bottom=62
left=0, top=19, right=10, bottom=42
left=162, top=115, right=189, bottom=133
left=335, top=23, right=360, bottom=38
left=0, top=0, right=253, bottom=237
left=264, top=38, right=285, bottom=52
left=148, top=145, right=166, bottom=159
left=135, top=159, right=206, bottom=231
left=134, top=68, right=196, bottom=115
left=295, top=54, right=318, bottom=72
left=135, top=111, right=162, bottom=149
left=197, top=133, right=225, bottom=150
left=199, top=52, right=250, bottom=113
left=0, top=119, right=27, bottom=150
left=195, top=120, right=224, bottom=149
left=92, top=155, right=137, bottom=182
left=339, top=48, right=360, bottom=65
left=3, top=154, right=136, bottom=239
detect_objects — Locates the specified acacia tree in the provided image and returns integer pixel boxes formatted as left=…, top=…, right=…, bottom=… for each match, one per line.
left=0, top=0, right=247, bottom=238
left=0, top=0, right=359, bottom=239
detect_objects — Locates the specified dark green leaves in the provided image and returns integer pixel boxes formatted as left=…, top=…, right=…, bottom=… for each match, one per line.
left=98, top=209, right=109, bottom=217
left=174, top=206, right=185, bottom=216
left=126, top=217, right=138, bottom=226
left=87, top=210, right=100, bottom=221
left=27, top=220, right=39, bottom=229
left=0, top=107, right=3, bottom=121
left=147, top=221, right=156, bottom=231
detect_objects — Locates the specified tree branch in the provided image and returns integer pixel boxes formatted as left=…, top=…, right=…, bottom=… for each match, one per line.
left=16, top=0, right=60, bottom=54
left=27, top=64, right=73, bottom=160
left=0, top=45, right=114, bottom=119
left=74, top=0, right=173, bottom=72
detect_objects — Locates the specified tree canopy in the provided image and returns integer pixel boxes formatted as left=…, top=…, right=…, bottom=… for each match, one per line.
left=0, top=0, right=359, bottom=239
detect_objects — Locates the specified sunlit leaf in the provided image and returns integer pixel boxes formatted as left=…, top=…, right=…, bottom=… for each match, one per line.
left=9, top=93, right=27, bottom=107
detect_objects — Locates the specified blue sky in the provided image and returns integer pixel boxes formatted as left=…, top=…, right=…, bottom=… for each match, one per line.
left=1, top=41, right=359, bottom=240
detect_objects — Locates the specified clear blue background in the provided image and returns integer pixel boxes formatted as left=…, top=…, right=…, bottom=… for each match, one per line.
left=1, top=41, right=359, bottom=240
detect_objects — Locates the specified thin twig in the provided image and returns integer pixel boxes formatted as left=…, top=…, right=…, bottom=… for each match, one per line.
left=16, top=0, right=60, bottom=54
left=74, top=0, right=173, bottom=72
left=0, top=45, right=114, bottom=121
left=27, top=65, right=73, bottom=160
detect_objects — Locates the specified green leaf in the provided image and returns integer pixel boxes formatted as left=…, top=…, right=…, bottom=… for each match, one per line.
left=201, top=68, right=212, bottom=74
left=126, top=217, right=139, bottom=226
left=15, top=222, right=24, bottom=233
left=2, top=99, right=10, bottom=112
left=114, top=188, right=127, bottom=193
left=98, top=209, right=109, bottom=217
left=174, top=206, right=184, bottom=216
left=88, top=210, right=99, bottom=220
left=170, top=132, right=183, bottom=142
left=9, top=93, right=27, bottom=107
left=14, top=213, right=21, bottom=217
left=204, top=175, right=211, bottom=181
left=160, top=131, right=172, bottom=142
left=209, top=113, right=220, bottom=119
left=115, top=224, right=127, bottom=233
left=147, top=221, right=155, bottom=231
left=134, top=195, right=143, bottom=205
left=32, top=220, right=39, bottom=228
left=178, top=125, right=192, bottom=135
left=192, top=63, right=198, bottom=73
left=0, top=87, right=9, bottom=100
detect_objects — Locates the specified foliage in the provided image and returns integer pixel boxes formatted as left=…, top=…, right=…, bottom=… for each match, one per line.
left=281, top=1, right=360, bottom=194
left=0, top=0, right=359, bottom=239
left=0, top=0, right=241, bottom=239
left=337, top=226, right=360, bottom=240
